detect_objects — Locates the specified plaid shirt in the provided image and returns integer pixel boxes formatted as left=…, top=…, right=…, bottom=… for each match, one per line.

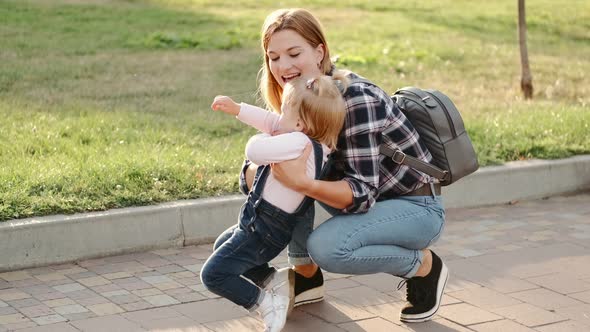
left=239, top=71, right=433, bottom=214
left=325, top=72, right=433, bottom=213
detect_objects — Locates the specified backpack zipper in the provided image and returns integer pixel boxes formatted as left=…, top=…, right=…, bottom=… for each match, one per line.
left=426, top=92, right=457, bottom=138
left=401, top=89, right=458, bottom=139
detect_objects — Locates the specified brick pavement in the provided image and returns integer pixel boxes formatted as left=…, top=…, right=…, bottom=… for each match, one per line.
left=0, top=193, right=589, bottom=331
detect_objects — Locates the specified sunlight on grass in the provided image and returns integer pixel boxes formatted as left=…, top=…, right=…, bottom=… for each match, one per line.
left=0, top=100, right=252, bottom=220
left=0, top=0, right=588, bottom=220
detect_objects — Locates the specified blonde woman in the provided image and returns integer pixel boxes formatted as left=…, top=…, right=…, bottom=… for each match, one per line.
left=200, top=74, right=348, bottom=332
left=241, top=8, right=449, bottom=324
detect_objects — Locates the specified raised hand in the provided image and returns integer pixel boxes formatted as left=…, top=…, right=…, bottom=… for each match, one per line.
left=211, top=95, right=240, bottom=116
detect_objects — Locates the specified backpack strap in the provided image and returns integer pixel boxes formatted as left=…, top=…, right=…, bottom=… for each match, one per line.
left=378, top=144, right=448, bottom=181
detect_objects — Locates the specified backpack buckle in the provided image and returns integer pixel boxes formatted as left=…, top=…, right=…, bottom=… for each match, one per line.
left=391, top=150, right=406, bottom=164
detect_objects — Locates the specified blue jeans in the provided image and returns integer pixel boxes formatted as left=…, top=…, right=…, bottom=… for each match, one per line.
left=286, top=206, right=315, bottom=265
left=200, top=197, right=295, bottom=310
left=305, top=195, right=445, bottom=278
left=212, top=206, right=315, bottom=285
left=210, top=225, right=277, bottom=286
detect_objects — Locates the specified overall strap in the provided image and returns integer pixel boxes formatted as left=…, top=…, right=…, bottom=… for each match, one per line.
left=293, top=138, right=324, bottom=215
left=250, top=164, right=271, bottom=197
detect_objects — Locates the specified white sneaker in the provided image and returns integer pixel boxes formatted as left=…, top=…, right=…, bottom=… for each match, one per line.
left=257, top=290, right=290, bottom=332
left=263, top=267, right=295, bottom=314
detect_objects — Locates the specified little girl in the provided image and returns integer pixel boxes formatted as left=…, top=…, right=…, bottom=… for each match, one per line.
left=200, top=72, right=348, bottom=332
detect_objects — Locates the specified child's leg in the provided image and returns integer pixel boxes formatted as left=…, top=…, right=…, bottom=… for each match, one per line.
left=201, top=226, right=270, bottom=310
left=288, top=205, right=315, bottom=266
left=213, top=225, right=276, bottom=286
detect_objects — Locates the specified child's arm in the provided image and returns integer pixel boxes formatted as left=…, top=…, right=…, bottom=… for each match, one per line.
left=211, top=95, right=240, bottom=116
left=211, top=96, right=280, bottom=134
left=236, top=103, right=280, bottom=134
left=246, top=132, right=309, bottom=166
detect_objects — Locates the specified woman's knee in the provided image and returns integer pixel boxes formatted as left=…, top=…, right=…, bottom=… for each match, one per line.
left=307, top=226, right=351, bottom=273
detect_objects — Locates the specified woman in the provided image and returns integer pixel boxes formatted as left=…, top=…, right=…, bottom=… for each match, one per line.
left=242, top=8, right=448, bottom=323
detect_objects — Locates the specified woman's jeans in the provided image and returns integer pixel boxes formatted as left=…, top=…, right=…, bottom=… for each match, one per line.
left=297, top=195, right=445, bottom=278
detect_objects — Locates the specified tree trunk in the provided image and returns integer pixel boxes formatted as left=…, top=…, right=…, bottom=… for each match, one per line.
left=518, top=0, right=533, bottom=99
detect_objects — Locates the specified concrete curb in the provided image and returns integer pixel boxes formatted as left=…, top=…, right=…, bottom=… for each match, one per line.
left=2, top=155, right=590, bottom=272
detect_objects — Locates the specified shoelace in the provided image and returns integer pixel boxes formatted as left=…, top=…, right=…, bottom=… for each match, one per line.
left=397, top=279, right=413, bottom=303
left=397, top=278, right=426, bottom=304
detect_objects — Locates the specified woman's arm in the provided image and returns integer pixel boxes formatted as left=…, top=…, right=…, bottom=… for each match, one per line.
left=271, top=144, right=354, bottom=209
left=304, top=179, right=353, bottom=210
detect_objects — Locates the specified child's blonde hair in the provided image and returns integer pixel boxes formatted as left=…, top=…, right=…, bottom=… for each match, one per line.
left=282, top=71, right=349, bottom=150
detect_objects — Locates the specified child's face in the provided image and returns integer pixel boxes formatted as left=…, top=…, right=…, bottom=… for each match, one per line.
left=274, top=103, right=303, bottom=135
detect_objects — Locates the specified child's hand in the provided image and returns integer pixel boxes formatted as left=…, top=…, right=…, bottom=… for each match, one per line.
left=211, top=96, right=240, bottom=116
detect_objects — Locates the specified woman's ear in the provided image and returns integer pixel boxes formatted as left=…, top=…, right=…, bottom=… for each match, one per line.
left=315, top=44, right=325, bottom=65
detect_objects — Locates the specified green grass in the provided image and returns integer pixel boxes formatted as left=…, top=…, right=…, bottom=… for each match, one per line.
left=1, top=0, right=589, bottom=221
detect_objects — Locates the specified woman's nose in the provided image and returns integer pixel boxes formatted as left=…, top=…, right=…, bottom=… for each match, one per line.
left=277, top=57, right=293, bottom=71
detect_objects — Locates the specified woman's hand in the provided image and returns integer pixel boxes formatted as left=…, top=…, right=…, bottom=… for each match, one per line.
left=211, top=96, right=240, bottom=116
left=273, top=143, right=354, bottom=209
left=271, top=143, right=312, bottom=193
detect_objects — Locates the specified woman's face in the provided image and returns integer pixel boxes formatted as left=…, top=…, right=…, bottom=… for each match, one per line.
left=267, top=29, right=324, bottom=88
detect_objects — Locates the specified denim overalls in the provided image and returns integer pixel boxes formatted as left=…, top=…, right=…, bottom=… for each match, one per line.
left=200, top=139, right=325, bottom=310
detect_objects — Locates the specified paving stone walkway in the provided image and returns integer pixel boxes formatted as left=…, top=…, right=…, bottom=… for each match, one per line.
left=1, top=193, right=589, bottom=331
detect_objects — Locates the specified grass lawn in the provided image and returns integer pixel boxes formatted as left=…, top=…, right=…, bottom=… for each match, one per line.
left=1, top=0, right=589, bottom=221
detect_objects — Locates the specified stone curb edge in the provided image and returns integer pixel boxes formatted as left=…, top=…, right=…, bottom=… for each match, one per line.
left=2, top=155, right=589, bottom=272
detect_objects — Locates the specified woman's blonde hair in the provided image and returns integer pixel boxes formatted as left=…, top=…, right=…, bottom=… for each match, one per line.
left=282, top=72, right=349, bottom=150
left=259, top=8, right=333, bottom=113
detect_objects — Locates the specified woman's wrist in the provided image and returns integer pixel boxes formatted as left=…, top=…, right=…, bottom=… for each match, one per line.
left=298, top=178, right=317, bottom=196
left=296, top=178, right=354, bottom=210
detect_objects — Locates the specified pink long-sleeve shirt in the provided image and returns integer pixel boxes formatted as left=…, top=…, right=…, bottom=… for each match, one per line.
left=237, top=103, right=331, bottom=213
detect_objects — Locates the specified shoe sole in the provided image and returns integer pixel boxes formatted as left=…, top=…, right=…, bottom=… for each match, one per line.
left=287, top=269, right=295, bottom=315
left=399, top=263, right=449, bottom=323
left=293, top=285, right=325, bottom=307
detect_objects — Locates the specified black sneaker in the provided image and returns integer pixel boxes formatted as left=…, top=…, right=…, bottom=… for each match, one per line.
left=252, top=266, right=278, bottom=289
left=293, top=268, right=325, bottom=307
left=399, top=250, right=449, bottom=323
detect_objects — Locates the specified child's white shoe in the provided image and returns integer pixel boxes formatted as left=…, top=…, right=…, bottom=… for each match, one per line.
left=263, top=267, right=295, bottom=314
left=257, top=290, right=289, bottom=332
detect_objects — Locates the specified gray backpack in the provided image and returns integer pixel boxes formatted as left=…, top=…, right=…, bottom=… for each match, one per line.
left=380, top=87, right=479, bottom=185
